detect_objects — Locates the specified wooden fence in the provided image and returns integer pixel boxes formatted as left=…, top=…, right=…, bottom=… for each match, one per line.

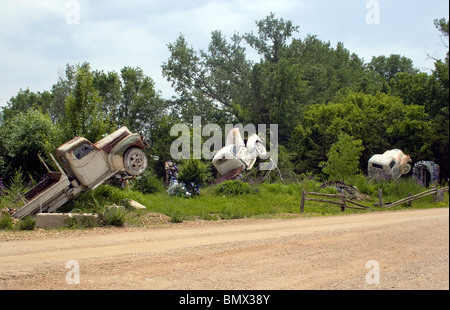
left=377, top=186, right=449, bottom=209
left=300, top=186, right=449, bottom=213
left=300, top=191, right=370, bottom=214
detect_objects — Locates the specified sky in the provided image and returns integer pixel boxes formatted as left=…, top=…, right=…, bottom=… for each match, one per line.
left=0, top=0, right=449, bottom=107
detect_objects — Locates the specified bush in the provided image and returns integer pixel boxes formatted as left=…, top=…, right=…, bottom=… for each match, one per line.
left=103, top=207, right=126, bottom=227
left=177, top=159, right=212, bottom=194
left=0, top=169, right=28, bottom=209
left=17, top=216, right=36, bottom=230
left=215, top=180, right=251, bottom=196
left=169, top=209, right=185, bottom=223
left=347, top=174, right=377, bottom=196
left=134, top=170, right=165, bottom=194
left=0, top=213, right=13, bottom=230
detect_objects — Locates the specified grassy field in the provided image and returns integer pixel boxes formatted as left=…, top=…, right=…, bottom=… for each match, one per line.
left=69, top=177, right=449, bottom=225
left=1, top=176, right=448, bottom=230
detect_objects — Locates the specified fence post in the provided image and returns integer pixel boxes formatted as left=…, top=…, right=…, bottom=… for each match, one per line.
left=378, top=189, right=383, bottom=207
left=408, top=192, right=413, bottom=207
left=300, top=190, right=306, bottom=214
left=434, top=187, right=444, bottom=203
left=340, top=194, right=346, bottom=212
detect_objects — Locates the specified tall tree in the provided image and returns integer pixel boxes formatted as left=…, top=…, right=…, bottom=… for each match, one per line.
left=162, top=31, right=251, bottom=123
left=92, top=69, right=122, bottom=125
left=244, top=12, right=299, bottom=63
left=289, top=92, right=432, bottom=176
left=1, top=89, right=53, bottom=123
left=367, top=54, right=418, bottom=84
left=119, top=66, right=166, bottom=139
left=62, top=63, right=112, bottom=142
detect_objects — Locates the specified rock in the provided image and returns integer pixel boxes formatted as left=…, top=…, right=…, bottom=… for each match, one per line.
left=124, top=199, right=147, bottom=210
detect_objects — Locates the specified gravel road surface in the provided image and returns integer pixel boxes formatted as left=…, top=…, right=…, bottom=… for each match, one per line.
left=0, top=208, right=448, bottom=290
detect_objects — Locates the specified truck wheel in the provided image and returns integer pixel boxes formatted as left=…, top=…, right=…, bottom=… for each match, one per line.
left=123, top=148, right=147, bottom=176
left=255, top=141, right=267, bottom=157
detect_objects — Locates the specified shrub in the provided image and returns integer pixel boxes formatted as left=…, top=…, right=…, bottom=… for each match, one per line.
left=18, top=216, right=36, bottom=230
left=177, top=159, right=212, bottom=194
left=0, top=169, right=28, bottom=209
left=103, top=207, right=126, bottom=227
left=0, top=213, right=13, bottom=230
left=215, top=180, right=251, bottom=196
left=347, top=174, right=377, bottom=196
left=134, top=170, right=165, bottom=194
left=169, top=209, right=185, bottom=223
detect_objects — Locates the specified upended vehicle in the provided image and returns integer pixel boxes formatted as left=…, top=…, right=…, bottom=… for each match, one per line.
left=212, top=128, right=268, bottom=183
left=12, top=127, right=148, bottom=219
left=368, top=149, right=412, bottom=181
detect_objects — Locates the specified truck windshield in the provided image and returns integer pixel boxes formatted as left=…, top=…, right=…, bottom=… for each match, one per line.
left=372, top=163, right=383, bottom=169
left=73, top=143, right=93, bottom=160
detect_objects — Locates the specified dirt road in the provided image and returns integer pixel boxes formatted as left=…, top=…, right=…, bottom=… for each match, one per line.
left=0, top=208, right=448, bottom=290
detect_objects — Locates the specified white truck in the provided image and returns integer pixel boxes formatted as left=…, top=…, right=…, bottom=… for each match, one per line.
left=368, top=149, right=412, bottom=181
left=212, top=128, right=267, bottom=183
left=12, top=127, right=148, bottom=219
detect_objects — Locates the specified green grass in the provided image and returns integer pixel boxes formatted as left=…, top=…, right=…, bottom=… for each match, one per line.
left=3, top=176, right=445, bottom=230
left=69, top=177, right=448, bottom=224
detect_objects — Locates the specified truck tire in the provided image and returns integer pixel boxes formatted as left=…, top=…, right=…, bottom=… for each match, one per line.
left=255, top=141, right=267, bottom=158
left=123, top=148, right=148, bottom=176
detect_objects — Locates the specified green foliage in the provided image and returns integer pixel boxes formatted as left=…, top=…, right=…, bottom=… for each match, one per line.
left=244, top=12, right=299, bottom=63
left=320, top=133, right=365, bottom=182
left=103, top=207, right=126, bottom=227
left=62, top=63, right=114, bottom=142
left=177, top=159, right=212, bottom=188
left=134, top=170, right=165, bottom=194
left=0, top=14, right=448, bottom=185
left=168, top=209, right=185, bottom=223
left=290, top=91, right=434, bottom=176
left=0, top=168, right=28, bottom=209
left=0, top=213, right=36, bottom=231
left=0, top=213, right=13, bottom=230
left=119, top=66, right=166, bottom=138
left=215, top=180, right=251, bottom=196
left=367, top=54, right=418, bottom=83
left=0, top=109, right=58, bottom=183
left=17, top=216, right=36, bottom=230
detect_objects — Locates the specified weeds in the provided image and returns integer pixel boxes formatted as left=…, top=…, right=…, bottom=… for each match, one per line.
left=215, top=180, right=251, bottom=196
left=17, top=216, right=36, bottom=230
left=0, top=213, right=13, bottom=230
left=1, top=174, right=447, bottom=231
left=0, top=213, right=36, bottom=231
left=103, top=207, right=126, bottom=227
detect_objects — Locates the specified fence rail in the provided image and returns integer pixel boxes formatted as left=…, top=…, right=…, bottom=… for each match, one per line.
left=380, top=186, right=448, bottom=209
left=300, top=190, right=370, bottom=214
left=300, top=186, right=449, bottom=214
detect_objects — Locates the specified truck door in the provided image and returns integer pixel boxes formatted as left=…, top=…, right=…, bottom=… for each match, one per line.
left=71, top=143, right=110, bottom=186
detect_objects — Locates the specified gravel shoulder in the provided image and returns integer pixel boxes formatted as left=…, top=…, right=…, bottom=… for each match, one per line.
left=0, top=207, right=448, bottom=290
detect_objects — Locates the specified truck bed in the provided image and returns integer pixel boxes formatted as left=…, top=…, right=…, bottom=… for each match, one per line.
left=12, top=172, right=71, bottom=219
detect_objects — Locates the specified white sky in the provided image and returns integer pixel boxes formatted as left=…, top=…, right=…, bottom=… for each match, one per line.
left=0, top=0, right=449, bottom=106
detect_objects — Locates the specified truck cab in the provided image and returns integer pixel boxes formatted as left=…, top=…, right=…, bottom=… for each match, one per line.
left=12, top=126, right=148, bottom=219
left=55, top=126, right=147, bottom=189
left=368, top=149, right=412, bottom=180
